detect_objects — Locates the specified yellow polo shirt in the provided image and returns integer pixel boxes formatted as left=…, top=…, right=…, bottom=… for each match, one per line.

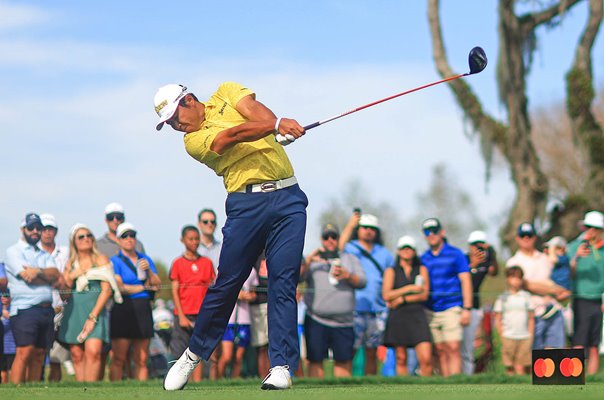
left=183, top=82, right=294, bottom=193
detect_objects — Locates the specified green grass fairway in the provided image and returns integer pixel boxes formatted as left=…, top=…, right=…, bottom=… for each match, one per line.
left=3, top=375, right=603, bottom=400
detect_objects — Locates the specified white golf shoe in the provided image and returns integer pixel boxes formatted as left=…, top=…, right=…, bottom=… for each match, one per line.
left=261, top=365, right=292, bottom=390
left=163, top=348, right=200, bottom=390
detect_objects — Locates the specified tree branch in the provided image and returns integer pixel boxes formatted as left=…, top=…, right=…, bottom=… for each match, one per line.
left=519, top=0, right=583, bottom=30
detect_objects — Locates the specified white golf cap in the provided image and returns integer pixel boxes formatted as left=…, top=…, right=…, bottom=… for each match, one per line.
left=583, top=211, right=604, bottom=229
left=40, top=213, right=58, bottom=229
left=154, top=84, right=189, bottom=131
left=116, top=222, right=137, bottom=239
left=69, top=223, right=89, bottom=241
left=105, top=202, right=124, bottom=215
left=467, top=230, right=487, bottom=244
left=397, top=235, right=416, bottom=249
left=359, top=214, right=380, bottom=229
left=545, top=236, right=567, bottom=248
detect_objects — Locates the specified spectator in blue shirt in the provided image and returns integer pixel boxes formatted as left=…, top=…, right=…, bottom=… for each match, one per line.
left=339, top=212, right=394, bottom=376
left=543, top=236, right=571, bottom=291
left=109, top=222, right=161, bottom=381
left=420, top=218, right=472, bottom=377
left=4, top=213, right=61, bottom=384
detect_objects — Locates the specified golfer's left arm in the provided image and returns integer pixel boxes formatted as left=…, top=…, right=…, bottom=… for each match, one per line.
left=211, top=95, right=305, bottom=154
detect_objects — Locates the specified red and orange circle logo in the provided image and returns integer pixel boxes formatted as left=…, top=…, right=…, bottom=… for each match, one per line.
left=559, top=357, right=583, bottom=377
left=533, top=358, right=555, bottom=378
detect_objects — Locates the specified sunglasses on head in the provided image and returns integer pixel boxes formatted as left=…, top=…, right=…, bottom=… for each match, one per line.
left=106, top=213, right=125, bottom=222
left=322, top=233, right=339, bottom=241
left=120, top=232, right=136, bottom=239
left=76, top=233, right=93, bottom=241
left=201, top=219, right=216, bottom=225
left=423, top=227, right=440, bottom=236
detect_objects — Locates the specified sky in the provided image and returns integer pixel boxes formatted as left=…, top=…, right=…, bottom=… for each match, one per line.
left=1, top=0, right=602, bottom=265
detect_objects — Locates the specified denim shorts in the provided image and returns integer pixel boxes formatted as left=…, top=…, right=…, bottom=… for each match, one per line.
left=353, top=311, right=388, bottom=349
left=222, top=324, right=251, bottom=348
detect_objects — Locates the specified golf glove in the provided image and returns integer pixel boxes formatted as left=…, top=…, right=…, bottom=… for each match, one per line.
left=275, top=133, right=296, bottom=146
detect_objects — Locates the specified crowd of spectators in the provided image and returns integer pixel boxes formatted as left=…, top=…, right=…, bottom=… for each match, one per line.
left=1, top=205, right=604, bottom=384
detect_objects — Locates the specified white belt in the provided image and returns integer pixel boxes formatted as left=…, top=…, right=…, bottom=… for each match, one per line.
left=235, top=176, right=298, bottom=193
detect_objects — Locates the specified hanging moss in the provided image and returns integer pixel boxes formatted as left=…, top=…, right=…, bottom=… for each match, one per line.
left=566, top=68, right=595, bottom=119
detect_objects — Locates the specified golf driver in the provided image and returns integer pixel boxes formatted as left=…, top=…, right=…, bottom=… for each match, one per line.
left=302, top=46, right=487, bottom=131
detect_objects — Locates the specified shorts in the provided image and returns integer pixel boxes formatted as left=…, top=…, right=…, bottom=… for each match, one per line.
left=10, top=305, right=55, bottom=349
left=353, top=311, right=388, bottom=349
left=250, top=303, right=269, bottom=347
left=170, top=315, right=196, bottom=359
left=426, top=306, right=463, bottom=344
left=501, top=337, right=532, bottom=367
left=0, top=354, right=15, bottom=372
left=222, top=324, right=251, bottom=348
left=110, top=297, right=154, bottom=339
left=572, top=298, right=603, bottom=348
left=305, top=315, right=354, bottom=362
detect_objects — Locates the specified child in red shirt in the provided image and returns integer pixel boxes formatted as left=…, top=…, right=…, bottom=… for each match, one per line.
left=170, top=225, right=215, bottom=381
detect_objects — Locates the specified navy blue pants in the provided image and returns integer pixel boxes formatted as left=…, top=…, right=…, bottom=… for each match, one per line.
left=189, top=184, right=307, bottom=371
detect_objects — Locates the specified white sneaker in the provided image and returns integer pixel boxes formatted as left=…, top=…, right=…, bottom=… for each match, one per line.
left=163, top=348, right=200, bottom=391
left=261, top=365, right=292, bottom=390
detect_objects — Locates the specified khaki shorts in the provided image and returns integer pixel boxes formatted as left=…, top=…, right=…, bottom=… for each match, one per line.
left=250, top=303, right=269, bottom=347
left=501, top=337, right=532, bottom=367
left=426, top=306, right=462, bottom=344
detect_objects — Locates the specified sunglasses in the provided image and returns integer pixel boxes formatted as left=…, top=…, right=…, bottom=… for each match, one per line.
left=76, top=233, right=93, bottom=241
left=106, top=213, right=125, bottom=222
left=423, top=227, right=440, bottom=236
left=120, top=232, right=136, bottom=239
left=518, top=233, right=535, bottom=239
left=25, top=225, right=43, bottom=232
left=322, top=233, right=339, bottom=241
left=201, top=219, right=216, bottom=225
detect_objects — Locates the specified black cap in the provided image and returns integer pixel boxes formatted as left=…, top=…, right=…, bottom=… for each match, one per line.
left=422, top=218, right=442, bottom=230
left=321, top=223, right=340, bottom=236
left=23, top=212, right=42, bottom=228
left=517, top=222, right=536, bottom=236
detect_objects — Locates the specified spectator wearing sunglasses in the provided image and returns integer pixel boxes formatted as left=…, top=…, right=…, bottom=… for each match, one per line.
left=420, top=218, right=472, bottom=377
left=197, top=209, right=221, bottom=277
left=506, top=222, right=570, bottom=350
left=109, top=223, right=161, bottom=381
left=339, top=213, right=394, bottom=376
left=302, top=224, right=366, bottom=378
left=4, top=213, right=60, bottom=384
left=97, top=203, right=145, bottom=258
left=58, top=224, right=120, bottom=382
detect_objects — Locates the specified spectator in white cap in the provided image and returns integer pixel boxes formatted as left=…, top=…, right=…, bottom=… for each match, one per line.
left=38, top=214, right=71, bottom=382
left=109, top=222, right=161, bottom=382
left=462, top=230, right=498, bottom=375
left=543, top=236, right=571, bottom=291
left=339, top=211, right=394, bottom=375
left=97, top=203, right=145, bottom=258
left=420, top=217, right=471, bottom=377
left=382, top=235, right=432, bottom=376
left=506, top=222, right=570, bottom=350
left=567, top=210, right=604, bottom=375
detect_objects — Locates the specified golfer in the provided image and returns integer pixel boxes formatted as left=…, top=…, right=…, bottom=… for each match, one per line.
left=155, top=82, right=307, bottom=390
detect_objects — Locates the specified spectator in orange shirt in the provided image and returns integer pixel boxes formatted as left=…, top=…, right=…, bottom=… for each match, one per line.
left=169, top=226, right=215, bottom=382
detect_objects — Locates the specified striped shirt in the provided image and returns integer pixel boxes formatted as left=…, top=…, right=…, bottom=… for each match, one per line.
left=421, top=242, right=469, bottom=312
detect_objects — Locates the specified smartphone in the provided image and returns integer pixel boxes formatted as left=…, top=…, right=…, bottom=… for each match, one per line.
left=353, top=207, right=361, bottom=214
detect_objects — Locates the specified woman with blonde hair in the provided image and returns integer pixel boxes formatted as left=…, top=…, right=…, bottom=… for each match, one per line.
left=58, top=224, right=121, bottom=382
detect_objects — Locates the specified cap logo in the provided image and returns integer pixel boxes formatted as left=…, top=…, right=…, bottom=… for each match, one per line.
left=155, top=100, right=168, bottom=115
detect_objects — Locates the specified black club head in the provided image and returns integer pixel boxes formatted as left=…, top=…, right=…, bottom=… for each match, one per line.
left=468, top=46, right=487, bottom=75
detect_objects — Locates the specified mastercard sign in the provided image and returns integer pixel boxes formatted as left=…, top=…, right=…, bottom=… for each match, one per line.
left=532, top=349, right=585, bottom=385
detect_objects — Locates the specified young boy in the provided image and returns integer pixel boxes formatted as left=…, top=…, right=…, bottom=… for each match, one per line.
left=494, top=266, right=535, bottom=375
left=170, top=226, right=215, bottom=382
left=544, top=236, right=571, bottom=291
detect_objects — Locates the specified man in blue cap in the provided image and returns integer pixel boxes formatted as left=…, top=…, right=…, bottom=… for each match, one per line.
left=4, top=213, right=60, bottom=384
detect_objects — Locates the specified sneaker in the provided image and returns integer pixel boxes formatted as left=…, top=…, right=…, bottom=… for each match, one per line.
left=163, top=348, right=200, bottom=391
left=261, top=365, right=292, bottom=390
